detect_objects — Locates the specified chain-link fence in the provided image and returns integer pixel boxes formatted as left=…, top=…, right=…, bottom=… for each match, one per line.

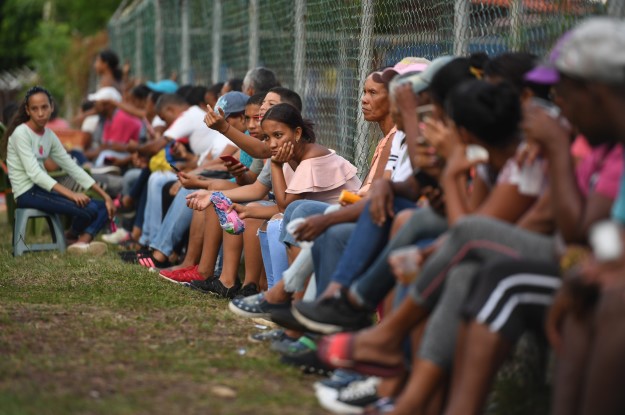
left=108, top=0, right=623, bottom=175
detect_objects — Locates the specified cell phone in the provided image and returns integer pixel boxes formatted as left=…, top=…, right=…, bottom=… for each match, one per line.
left=414, top=169, right=440, bottom=190
left=169, top=162, right=180, bottom=172
left=220, top=155, right=249, bottom=171
left=104, top=156, right=116, bottom=165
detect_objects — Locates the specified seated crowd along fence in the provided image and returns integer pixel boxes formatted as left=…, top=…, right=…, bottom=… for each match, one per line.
left=108, top=0, right=624, bottom=177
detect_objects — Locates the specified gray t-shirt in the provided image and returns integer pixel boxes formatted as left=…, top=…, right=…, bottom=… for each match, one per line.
left=257, top=160, right=273, bottom=189
left=249, top=158, right=265, bottom=175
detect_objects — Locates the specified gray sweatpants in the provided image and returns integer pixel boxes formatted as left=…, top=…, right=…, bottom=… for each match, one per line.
left=412, top=215, right=555, bottom=370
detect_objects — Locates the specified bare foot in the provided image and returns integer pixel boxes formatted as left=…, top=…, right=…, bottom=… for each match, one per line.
left=351, top=325, right=404, bottom=368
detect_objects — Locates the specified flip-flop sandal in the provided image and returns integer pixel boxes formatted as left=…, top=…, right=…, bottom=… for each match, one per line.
left=318, top=333, right=405, bottom=378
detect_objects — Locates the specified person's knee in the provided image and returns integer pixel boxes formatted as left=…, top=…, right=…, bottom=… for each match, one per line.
left=391, top=208, right=416, bottom=236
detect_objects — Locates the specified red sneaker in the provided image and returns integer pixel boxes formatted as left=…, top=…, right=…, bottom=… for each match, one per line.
left=159, top=265, right=204, bottom=284
left=159, top=264, right=197, bottom=279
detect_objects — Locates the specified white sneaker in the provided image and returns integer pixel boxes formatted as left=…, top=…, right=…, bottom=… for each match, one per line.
left=101, top=227, right=130, bottom=244
left=67, top=241, right=107, bottom=256
left=90, top=166, right=122, bottom=176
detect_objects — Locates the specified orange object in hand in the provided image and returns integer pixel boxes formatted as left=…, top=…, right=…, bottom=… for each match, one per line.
left=338, top=190, right=362, bottom=205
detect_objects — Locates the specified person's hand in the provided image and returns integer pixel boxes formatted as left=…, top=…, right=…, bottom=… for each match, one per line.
left=423, top=118, right=455, bottom=159
left=388, top=246, right=423, bottom=284
left=395, top=83, right=419, bottom=122
left=522, top=102, right=571, bottom=158
left=104, top=196, right=116, bottom=219
left=224, top=160, right=248, bottom=177
left=227, top=203, right=249, bottom=219
left=413, top=142, right=443, bottom=178
left=271, top=142, right=295, bottom=165
left=292, top=214, right=331, bottom=241
left=545, top=288, right=573, bottom=354
left=186, top=190, right=213, bottom=211
left=70, top=192, right=91, bottom=208
left=178, top=171, right=201, bottom=189
left=369, top=178, right=395, bottom=226
left=169, top=180, right=182, bottom=197
left=204, top=104, right=230, bottom=134
left=515, top=141, right=542, bottom=168
left=422, top=185, right=445, bottom=215
left=443, top=142, right=483, bottom=179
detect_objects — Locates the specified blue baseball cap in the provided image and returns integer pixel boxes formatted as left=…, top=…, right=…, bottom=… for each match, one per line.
left=215, top=91, right=249, bottom=118
left=146, top=79, right=179, bottom=94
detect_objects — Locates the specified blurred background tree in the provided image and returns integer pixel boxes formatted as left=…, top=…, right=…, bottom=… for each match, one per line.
left=0, top=0, right=121, bottom=116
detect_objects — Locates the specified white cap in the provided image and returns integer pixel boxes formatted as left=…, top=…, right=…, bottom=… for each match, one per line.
left=88, top=87, right=122, bottom=103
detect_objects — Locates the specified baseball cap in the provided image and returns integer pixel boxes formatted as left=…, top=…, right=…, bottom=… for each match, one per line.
left=403, top=56, right=454, bottom=94
left=372, top=57, right=431, bottom=84
left=525, top=17, right=625, bottom=85
left=215, top=91, right=249, bottom=118
left=88, top=87, right=122, bottom=103
left=146, top=79, right=179, bottom=94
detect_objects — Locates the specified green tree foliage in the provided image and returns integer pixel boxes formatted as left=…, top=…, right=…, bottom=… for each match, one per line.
left=0, top=0, right=120, bottom=113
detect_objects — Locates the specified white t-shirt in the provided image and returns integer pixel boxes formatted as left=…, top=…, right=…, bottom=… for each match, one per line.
left=81, top=114, right=100, bottom=134
left=164, top=105, right=234, bottom=157
left=385, top=131, right=413, bottom=182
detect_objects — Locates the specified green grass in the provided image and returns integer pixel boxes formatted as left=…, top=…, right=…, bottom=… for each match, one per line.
left=0, top=212, right=321, bottom=415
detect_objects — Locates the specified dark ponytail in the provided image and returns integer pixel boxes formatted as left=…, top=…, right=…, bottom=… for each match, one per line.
left=429, top=53, right=490, bottom=107
left=99, top=49, right=122, bottom=82
left=446, top=80, right=521, bottom=148
left=262, top=103, right=316, bottom=143
left=1, top=86, right=53, bottom=161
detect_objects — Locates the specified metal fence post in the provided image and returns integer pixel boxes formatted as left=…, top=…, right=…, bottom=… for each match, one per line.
left=454, top=0, right=470, bottom=56
left=608, top=0, right=625, bottom=18
left=249, top=0, right=259, bottom=70
left=355, top=0, right=374, bottom=176
left=135, top=20, right=143, bottom=78
left=294, top=0, right=306, bottom=95
left=154, top=0, right=164, bottom=80
left=180, top=0, right=191, bottom=84
left=510, top=0, right=523, bottom=51
left=212, top=0, right=223, bottom=84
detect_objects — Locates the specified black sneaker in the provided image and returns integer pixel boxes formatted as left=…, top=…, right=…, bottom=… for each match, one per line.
left=235, top=283, right=260, bottom=299
left=292, top=289, right=373, bottom=334
left=280, top=348, right=333, bottom=376
left=269, top=306, right=310, bottom=332
left=188, top=276, right=217, bottom=293
left=203, top=277, right=242, bottom=299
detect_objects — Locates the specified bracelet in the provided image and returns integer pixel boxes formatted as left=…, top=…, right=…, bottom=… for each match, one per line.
left=220, top=123, right=231, bottom=135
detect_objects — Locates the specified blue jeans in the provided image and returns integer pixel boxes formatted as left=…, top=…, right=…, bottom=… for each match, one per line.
left=312, top=222, right=357, bottom=294
left=258, top=218, right=289, bottom=289
left=350, top=207, right=448, bottom=310
left=311, top=197, right=416, bottom=295
left=280, top=199, right=331, bottom=246
left=16, top=185, right=108, bottom=237
left=150, top=188, right=194, bottom=256
left=139, top=171, right=177, bottom=246
left=122, top=168, right=142, bottom=196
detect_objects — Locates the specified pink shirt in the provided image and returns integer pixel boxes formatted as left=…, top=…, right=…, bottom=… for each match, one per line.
left=576, top=143, right=623, bottom=199
left=102, top=109, right=142, bottom=145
